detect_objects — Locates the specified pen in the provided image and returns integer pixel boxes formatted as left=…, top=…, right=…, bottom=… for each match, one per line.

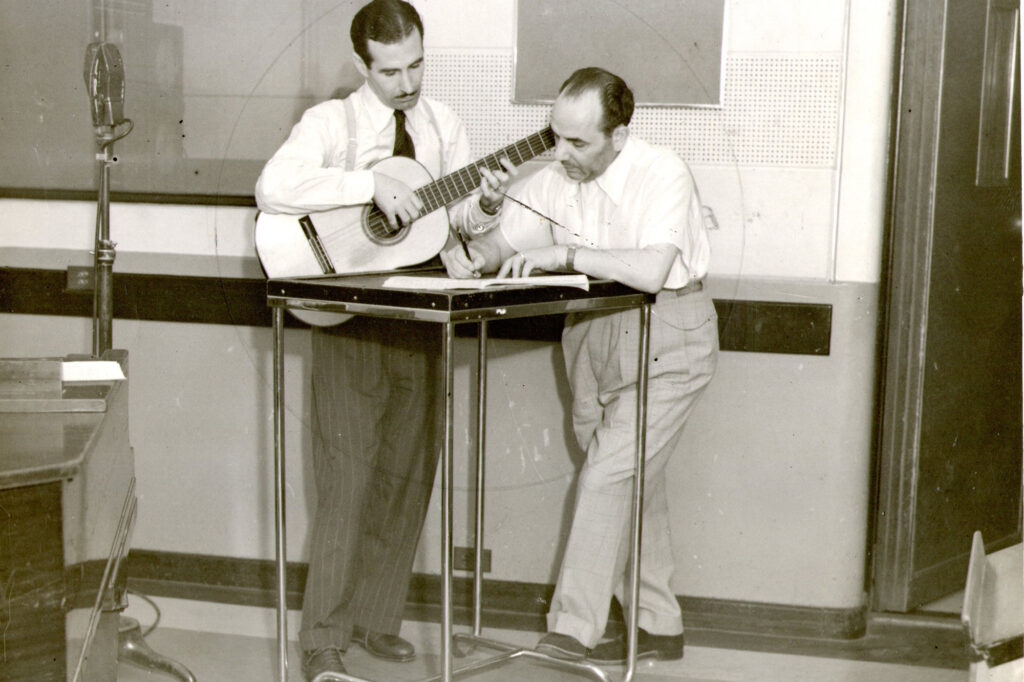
left=449, top=226, right=479, bottom=276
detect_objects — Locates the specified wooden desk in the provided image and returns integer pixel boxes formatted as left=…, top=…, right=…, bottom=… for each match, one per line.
left=267, top=272, right=655, bottom=682
left=0, top=350, right=136, bottom=681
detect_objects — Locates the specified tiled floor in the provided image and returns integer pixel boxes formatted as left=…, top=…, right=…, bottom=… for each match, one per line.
left=115, top=597, right=968, bottom=682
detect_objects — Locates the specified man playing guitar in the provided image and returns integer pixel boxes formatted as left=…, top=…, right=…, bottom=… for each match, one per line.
left=254, top=1, right=515, bottom=679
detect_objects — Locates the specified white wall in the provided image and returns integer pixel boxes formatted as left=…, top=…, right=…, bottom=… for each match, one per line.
left=0, top=0, right=898, bottom=612
left=835, top=0, right=898, bottom=282
left=3, top=0, right=896, bottom=283
left=0, top=275, right=879, bottom=610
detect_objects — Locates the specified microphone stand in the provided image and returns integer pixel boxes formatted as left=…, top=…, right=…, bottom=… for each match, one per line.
left=92, top=124, right=120, bottom=357
left=84, top=38, right=131, bottom=357
left=84, top=30, right=197, bottom=682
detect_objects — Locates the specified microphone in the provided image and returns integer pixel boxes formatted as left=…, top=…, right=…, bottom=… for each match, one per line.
left=84, top=42, right=126, bottom=127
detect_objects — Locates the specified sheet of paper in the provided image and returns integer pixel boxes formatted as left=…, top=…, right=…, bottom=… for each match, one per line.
left=382, top=274, right=590, bottom=291
left=61, top=360, right=126, bottom=382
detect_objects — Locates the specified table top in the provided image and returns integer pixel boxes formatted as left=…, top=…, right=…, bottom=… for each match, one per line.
left=267, top=268, right=654, bottom=323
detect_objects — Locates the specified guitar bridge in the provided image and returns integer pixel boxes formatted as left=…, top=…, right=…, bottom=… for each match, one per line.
left=299, top=215, right=337, bottom=274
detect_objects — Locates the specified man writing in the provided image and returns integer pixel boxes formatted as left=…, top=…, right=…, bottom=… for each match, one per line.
left=441, top=67, right=718, bottom=664
left=255, top=1, right=511, bottom=678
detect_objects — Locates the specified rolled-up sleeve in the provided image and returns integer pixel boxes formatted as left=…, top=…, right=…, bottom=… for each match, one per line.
left=635, top=155, right=707, bottom=285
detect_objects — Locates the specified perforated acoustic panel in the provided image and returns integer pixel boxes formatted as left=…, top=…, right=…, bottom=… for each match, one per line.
left=422, top=51, right=841, bottom=168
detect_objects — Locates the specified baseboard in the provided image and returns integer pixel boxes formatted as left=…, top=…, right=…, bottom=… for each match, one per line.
left=123, top=549, right=969, bottom=669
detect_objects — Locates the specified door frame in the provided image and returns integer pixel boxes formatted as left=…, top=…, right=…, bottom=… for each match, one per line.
left=871, top=0, right=1023, bottom=612
left=871, top=0, right=947, bottom=613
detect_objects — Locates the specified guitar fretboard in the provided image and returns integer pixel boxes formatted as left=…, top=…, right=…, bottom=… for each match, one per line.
left=415, top=127, right=555, bottom=213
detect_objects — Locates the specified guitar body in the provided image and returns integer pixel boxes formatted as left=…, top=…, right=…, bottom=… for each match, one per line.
left=253, top=126, right=556, bottom=326
left=254, top=156, right=450, bottom=326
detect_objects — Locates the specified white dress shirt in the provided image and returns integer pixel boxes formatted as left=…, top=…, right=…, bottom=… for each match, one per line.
left=255, top=82, right=495, bottom=232
left=499, top=135, right=710, bottom=290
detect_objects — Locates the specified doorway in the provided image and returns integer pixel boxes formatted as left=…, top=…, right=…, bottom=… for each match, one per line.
left=872, top=0, right=1023, bottom=612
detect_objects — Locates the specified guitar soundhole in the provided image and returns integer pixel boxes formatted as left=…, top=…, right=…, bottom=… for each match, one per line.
left=363, top=205, right=409, bottom=245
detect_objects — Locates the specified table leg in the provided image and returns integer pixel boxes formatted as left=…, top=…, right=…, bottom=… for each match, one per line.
left=441, top=321, right=456, bottom=682
left=273, top=307, right=289, bottom=682
left=624, top=302, right=651, bottom=682
left=473, top=321, right=488, bottom=636
left=448, top=302, right=651, bottom=682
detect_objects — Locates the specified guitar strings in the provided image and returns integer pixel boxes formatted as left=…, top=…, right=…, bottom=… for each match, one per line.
left=306, top=129, right=708, bottom=333
left=322, top=128, right=555, bottom=244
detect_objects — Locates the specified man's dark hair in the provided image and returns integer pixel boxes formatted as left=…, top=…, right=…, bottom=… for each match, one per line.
left=351, top=0, right=424, bottom=67
left=559, top=67, right=634, bottom=135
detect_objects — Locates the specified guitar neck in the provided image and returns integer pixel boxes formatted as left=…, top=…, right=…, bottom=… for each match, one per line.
left=415, top=127, right=555, bottom=213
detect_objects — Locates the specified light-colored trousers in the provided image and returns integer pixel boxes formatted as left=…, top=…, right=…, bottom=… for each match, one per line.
left=548, top=287, right=718, bottom=648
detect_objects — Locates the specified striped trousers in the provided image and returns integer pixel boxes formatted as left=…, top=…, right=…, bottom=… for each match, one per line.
left=299, top=317, right=441, bottom=652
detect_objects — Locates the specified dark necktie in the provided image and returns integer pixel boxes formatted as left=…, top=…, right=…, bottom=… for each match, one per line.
left=393, top=109, right=415, bottom=159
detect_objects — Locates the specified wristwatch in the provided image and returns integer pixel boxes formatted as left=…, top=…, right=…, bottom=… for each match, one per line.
left=565, top=246, right=576, bottom=271
left=480, top=198, right=501, bottom=216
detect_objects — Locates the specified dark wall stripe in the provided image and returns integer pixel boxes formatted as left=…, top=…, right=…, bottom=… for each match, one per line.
left=717, top=298, right=832, bottom=355
left=0, top=187, right=255, bottom=207
left=122, top=549, right=968, bottom=669
left=0, top=267, right=832, bottom=354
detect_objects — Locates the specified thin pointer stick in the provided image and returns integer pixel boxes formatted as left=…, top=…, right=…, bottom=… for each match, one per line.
left=499, top=192, right=575, bottom=235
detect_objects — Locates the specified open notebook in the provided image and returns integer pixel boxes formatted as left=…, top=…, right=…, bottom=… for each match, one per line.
left=382, top=274, right=590, bottom=291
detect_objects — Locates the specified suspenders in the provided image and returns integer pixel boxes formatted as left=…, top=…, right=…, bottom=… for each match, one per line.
left=342, top=97, right=359, bottom=173
left=420, top=99, right=446, bottom=172
left=341, top=95, right=446, bottom=172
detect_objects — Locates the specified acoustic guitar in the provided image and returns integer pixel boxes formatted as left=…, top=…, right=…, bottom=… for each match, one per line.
left=254, top=127, right=555, bottom=325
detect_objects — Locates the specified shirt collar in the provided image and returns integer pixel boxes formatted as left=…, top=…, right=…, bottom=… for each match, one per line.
left=592, top=135, right=635, bottom=205
left=356, top=82, right=422, bottom=136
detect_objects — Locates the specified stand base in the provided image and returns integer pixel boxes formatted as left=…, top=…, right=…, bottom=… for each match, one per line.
left=308, top=634, right=616, bottom=682
left=118, top=616, right=197, bottom=682
left=435, top=634, right=615, bottom=682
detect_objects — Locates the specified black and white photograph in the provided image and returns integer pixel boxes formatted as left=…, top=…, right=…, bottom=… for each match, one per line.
left=0, top=1, right=1020, bottom=681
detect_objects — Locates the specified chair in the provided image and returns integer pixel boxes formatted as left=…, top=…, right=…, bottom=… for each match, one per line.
left=961, top=530, right=1023, bottom=682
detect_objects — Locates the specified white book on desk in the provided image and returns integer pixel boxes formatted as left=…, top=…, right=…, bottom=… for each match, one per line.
left=61, top=361, right=126, bottom=382
left=382, top=274, right=590, bottom=291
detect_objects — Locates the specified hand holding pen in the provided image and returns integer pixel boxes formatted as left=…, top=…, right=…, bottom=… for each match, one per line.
left=445, top=226, right=481, bottom=278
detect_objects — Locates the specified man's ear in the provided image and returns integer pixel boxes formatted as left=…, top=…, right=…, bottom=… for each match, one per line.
left=353, top=52, right=369, bottom=79
left=611, top=124, right=629, bottom=152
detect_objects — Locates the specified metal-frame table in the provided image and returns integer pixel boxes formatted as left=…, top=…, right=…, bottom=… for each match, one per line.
left=267, top=270, right=655, bottom=682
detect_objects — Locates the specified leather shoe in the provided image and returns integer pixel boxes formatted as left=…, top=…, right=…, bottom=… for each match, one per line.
left=350, top=625, right=415, bottom=662
left=534, top=632, right=589, bottom=661
left=302, top=647, right=346, bottom=681
left=588, top=628, right=684, bottom=664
